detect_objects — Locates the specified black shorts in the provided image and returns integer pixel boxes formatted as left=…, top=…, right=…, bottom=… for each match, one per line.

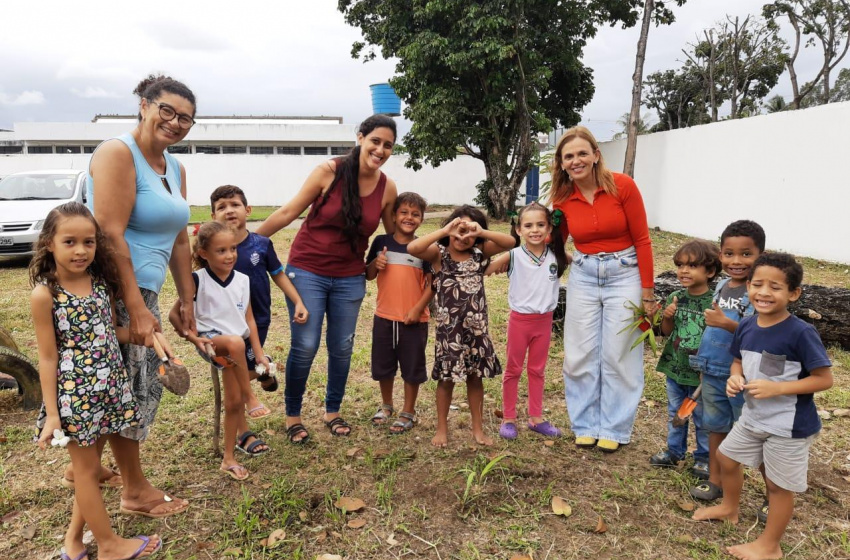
left=371, top=315, right=429, bottom=385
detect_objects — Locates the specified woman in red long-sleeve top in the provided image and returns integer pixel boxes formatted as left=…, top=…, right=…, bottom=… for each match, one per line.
left=551, top=126, right=656, bottom=453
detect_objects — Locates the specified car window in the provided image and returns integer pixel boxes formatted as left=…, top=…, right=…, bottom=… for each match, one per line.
left=0, top=174, right=79, bottom=200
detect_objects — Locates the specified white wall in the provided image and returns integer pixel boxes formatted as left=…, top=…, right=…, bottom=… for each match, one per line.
left=0, top=153, right=485, bottom=207
left=596, top=101, right=850, bottom=264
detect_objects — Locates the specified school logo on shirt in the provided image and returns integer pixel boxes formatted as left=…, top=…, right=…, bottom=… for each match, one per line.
left=250, top=252, right=260, bottom=266
left=549, top=263, right=558, bottom=281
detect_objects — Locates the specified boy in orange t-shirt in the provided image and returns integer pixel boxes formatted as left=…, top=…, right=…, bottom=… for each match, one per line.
left=365, top=192, right=433, bottom=434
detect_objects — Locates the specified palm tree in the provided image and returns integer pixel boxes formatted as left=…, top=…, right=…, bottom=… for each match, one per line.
left=764, top=94, right=787, bottom=113
left=613, top=112, right=652, bottom=140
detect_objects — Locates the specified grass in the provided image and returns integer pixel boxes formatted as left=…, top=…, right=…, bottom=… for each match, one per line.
left=188, top=205, right=280, bottom=224
left=1, top=220, right=849, bottom=559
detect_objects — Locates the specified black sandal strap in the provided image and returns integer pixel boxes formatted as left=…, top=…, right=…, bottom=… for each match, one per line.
left=236, top=431, right=256, bottom=448
left=286, top=423, right=309, bottom=443
left=245, top=438, right=268, bottom=454
left=326, top=417, right=350, bottom=435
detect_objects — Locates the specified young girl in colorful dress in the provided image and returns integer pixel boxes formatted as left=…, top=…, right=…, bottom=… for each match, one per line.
left=169, top=221, right=270, bottom=481
left=486, top=202, right=569, bottom=439
left=31, top=202, right=161, bottom=560
left=408, top=205, right=515, bottom=448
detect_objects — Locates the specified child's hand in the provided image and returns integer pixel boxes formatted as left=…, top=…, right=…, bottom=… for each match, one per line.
left=256, top=353, right=270, bottom=371
left=459, top=220, right=481, bottom=241
left=743, top=379, right=783, bottom=399
left=704, top=302, right=728, bottom=328
left=726, top=374, right=745, bottom=397
left=404, top=308, right=420, bottom=325
left=292, top=302, right=309, bottom=324
left=443, top=217, right=463, bottom=236
left=191, top=335, right=214, bottom=355
left=375, top=247, right=389, bottom=271
left=662, top=296, right=678, bottom=320
left=37, top=416, right=63, bottom=450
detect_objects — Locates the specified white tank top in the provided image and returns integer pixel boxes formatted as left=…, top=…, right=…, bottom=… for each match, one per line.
left=507, top=246, right=560, bottom=314
left=194, top=268, right=251, bottom=338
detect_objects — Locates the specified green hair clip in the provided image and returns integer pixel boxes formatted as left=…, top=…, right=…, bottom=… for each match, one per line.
left=506, top=210, right=519, bottom=220
left=552, top=209, right=564, bottom=227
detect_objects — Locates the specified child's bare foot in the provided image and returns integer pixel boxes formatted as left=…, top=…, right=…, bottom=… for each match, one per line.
left=472, top=430, right=493, bottom=446
left=727, top=539, right=783, bottom=560
left=246, top=402, right=271, bottom=419
left=62, top=464, right=122, bottom=488
left=62, top=535, right=86, bottom=560
left=98, top=534, right=161, bottom=560
left=431, top=430, right=448, bottom=448
left=693, top=504, right=739, bottom=524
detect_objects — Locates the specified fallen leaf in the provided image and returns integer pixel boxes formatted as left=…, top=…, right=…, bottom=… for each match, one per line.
left=260, top=483, right=273, bottom=489
left=544, top=440, right=555, bottom=447
left=334, top=497, right=366, bottom=512
left=678, top=500, right=695, bottom=512
left=268, top=529, right=286, bottom=547
left=82, top=530, right=93, bottom=544
left=509, top=556, right=533, bottom=560
left=843, top=475, right=850, bottom=483
left=299, top=511, right=308, bottom=522
left=594, top=515, right=608, bottom=533
left=260, top=538, right=268, bottom=546
left=0, top=436, right=7, bottom=443
left=493, top=409, right=504, bottom=419
left=195, top=541, right=215, bottom=550
left=645, top=400, right=657, bottom=408
left=222, top=547, right=242, bottom=556
left=316, top=555, right=343, bottom=560
left=459, top=402, right=469, bottom=409
left=1, top=511, right=21, bottom=523
left=330, top=531, right=342, bottom=538
left=387, top=533, right=399, bottom=546
left=373, top=448, right=390, bottom=459
left=264, top=429, right=276, bottom=436
left=347, top=518, right=367, bottom=529
left=551, top=496, right=572, bottom=517
left=20, top=525, right=36, bottom=539
left=346, top=446, right=361, bottom=457
left=833, top=408, right=850, bottom=418
left=316, top=531, right=327, bottom=542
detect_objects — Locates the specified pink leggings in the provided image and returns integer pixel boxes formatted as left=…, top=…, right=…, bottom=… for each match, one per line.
left=502, top=310, right=554, bottom=420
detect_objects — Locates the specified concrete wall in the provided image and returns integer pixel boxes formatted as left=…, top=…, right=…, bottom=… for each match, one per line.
left=0, top=153, right=485, bottom=207
left=595, top=101, right=850, bottom=264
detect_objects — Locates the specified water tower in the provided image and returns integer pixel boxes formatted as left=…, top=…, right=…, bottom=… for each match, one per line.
left=370, top=83, right=401, bottom=116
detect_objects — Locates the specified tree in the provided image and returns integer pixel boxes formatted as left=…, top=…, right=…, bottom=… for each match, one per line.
left=764, top=94, right=788, bottom=113
left=682, top=30, right=724, bottom=121
left=643, top=67, right=709, bottom=130
left=613, top=112, right=652, bottom=139
left=717, top=16, right=787, bottom=119
left=764, top=0, right=850, bottom=108
left=338, top=0, right=648, bottom=218
left=800, top=67, right=850, bottom=107
left=623, top=0, right=687, bottom=177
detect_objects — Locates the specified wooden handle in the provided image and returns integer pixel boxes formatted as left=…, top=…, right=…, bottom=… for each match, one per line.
left=203, top=342, right=216, bottom=359
left=151, top=335, right=167, bottom=361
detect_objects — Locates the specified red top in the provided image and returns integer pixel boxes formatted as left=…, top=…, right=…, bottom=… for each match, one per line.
left=287, top=168, right=387, bottom=277
left=553, top=172, right=654, bottom=288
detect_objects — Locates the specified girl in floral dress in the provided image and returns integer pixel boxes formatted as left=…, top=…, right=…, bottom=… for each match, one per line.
left=408, top=205, right=515, bottom=448
left=31, top=202, right=162, bottom=560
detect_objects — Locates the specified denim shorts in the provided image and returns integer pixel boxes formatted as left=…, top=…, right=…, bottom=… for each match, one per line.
left=196, top=329, right=224, bottom=368
left=700, top=373, right=744, bottom=433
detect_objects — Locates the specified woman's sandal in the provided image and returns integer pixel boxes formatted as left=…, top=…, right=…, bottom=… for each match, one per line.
left=371, top=404, right=394, bottom=426
left=286, top=423, right=310, bottom=444
left=324, top=416, right=351, bottom=436
left=389, top=412, right=416, bottom=434
left=235, top=431, right=270, bottom=456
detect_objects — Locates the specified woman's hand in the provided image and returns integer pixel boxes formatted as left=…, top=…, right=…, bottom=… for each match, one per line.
left=179, top=300, right=197, bottom=338
left=37, top=416, right=63, bottom=450
left=129, top=305, right=161, bottom=347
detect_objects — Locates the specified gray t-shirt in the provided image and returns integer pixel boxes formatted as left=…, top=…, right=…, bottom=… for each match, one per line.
left=717, top=282, right=747, bottom=313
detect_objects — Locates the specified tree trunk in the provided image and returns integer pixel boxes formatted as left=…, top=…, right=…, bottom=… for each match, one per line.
left=484, top=154, right=520, bottom=220
left=624, top=0, right=653, bottom=177
left=787, top=13, right=802, bottom=109
left=707, top=31, right=719, bottom=122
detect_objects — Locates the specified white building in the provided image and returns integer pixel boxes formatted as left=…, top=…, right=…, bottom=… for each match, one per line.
left=0, top=115, right=357, bottom=156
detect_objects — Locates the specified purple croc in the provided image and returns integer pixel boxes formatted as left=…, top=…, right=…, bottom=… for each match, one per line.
left=528, top=421, right=562, bottom=438
left=499, top=422, right=518, bottom=440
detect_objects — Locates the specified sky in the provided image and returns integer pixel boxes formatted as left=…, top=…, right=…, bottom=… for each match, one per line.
left=0, top=0, right=842, bottom=141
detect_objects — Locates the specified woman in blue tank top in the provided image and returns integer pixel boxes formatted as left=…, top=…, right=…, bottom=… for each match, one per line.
left=73, top=75, right=196, bottom=524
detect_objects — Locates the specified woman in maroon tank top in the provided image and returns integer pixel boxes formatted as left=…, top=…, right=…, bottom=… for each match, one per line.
left=256, top=115, right=398, bottom=442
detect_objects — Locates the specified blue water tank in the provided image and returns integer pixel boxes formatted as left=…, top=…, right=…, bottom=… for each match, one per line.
left=370, top=83, right=401, bottom=116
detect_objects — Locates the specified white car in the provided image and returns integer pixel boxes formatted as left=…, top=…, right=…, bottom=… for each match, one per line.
left=0, top=170, right=87, bottom=258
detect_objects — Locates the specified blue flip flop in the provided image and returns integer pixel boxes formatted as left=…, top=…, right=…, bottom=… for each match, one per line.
left=122, top=535, right=162, bottom=559
left=60, top=550, right=89, bottom=560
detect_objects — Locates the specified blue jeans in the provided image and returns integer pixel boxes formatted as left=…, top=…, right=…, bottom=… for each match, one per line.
left=283, top=265, right=366, bottom=416
left=562, top=248, right=643, bottom=444
left=665, top=377, right=709, bottom=462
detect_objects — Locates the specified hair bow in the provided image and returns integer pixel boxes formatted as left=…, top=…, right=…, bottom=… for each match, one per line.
left=192, top=223, right=200, bottom=237
left=552, top=209, right=564, bottom=227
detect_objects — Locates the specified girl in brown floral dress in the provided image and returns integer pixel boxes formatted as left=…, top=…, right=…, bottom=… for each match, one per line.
left=408, top=205, right=515, bottom=447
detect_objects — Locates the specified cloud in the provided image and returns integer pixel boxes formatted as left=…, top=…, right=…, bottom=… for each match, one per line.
left=71, top=86, right=122, bottom=99
left=144, top=23, right=233, bottom=51
left=56, top=60, right=136, bottom=81
left=0, top=90, right=45, bottom=106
